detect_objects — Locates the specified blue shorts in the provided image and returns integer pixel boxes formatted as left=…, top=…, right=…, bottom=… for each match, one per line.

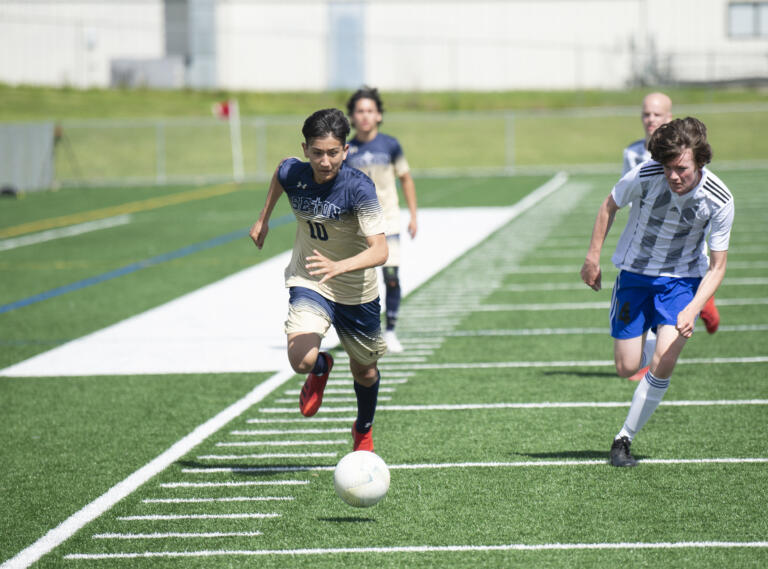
left=610, top=271, right=701, bottom=339
left=285, top=287, right=386, bottom=365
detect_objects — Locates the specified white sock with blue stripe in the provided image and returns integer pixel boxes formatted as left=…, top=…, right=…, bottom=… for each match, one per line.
left=617, top=370, right=670, bottom=442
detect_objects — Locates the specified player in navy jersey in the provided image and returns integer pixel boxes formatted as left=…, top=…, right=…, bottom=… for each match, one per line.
left=582, top=117, right=734, bottom=467
left=250, top=108, right=389, bottom=452
left=345, top=87, right=418, bottom=353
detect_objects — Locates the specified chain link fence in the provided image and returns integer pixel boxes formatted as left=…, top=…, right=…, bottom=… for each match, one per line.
left=18, top=104, right=768, bottom=189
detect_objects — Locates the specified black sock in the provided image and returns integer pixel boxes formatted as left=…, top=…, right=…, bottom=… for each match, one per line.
left=311, top=352, right=328, bottom=376
left=354, top=372, right=380, bottom=434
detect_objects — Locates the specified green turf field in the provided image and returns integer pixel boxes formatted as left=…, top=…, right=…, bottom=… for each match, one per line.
left=1, top=165, right=767, bottom=567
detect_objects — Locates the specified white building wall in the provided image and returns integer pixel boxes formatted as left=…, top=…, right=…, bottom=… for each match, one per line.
left=0, top=2, right=163, bottom=88
left=0, top=0, right=765, bottom=91
left=369, top=1, right=643, bottom=89
left=216, top=1, right=328, bottom=90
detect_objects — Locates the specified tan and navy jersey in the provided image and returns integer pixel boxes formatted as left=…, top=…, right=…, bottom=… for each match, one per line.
left=623, top=138, right=649, bottom=175
left=611, top=161, right=734, bottom=278
left=346, top=133, right=410, bottom=235
left=279, top=158, right=385, bottom=304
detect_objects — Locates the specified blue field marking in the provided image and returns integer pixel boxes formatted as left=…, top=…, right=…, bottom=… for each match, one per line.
left=0, top=214, right=295, bottom=315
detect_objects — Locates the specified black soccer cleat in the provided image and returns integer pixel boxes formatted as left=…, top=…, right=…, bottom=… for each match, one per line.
left=610, top=436, right=637, bottom=467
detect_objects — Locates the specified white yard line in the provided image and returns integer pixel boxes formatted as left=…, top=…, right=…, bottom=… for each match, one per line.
left=0, top=368, right=296, bottom=569
left=92, top=532, right=263, bottom=540
left=180, top=457, right=768, bottom=475
left=379, top=356, right=768, bottom=371
left=443, top=324, right=768, bottom=337
left=230, top=428, right=349, bottom=435
left=142, top=497, right=293, bottom=503
left=62, top=540, right=768, bottom=559
left=159, top=480, right=309, bottom=488
left=246, top=416, right=357, bottom=424
left=257, top=398, right=768, bottom=415
left=215, top=439, right=346, bottom=447
left=197, top=452, right=339, bottom=460
left=0, top=215, right=132, bottom=251
left=116, top=513, right=279, bottom=521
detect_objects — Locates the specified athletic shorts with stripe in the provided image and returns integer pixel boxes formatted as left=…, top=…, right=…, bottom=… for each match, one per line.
left=284, top=286, right=387, bottom=365
left=610, top=270, right=701, bottom=339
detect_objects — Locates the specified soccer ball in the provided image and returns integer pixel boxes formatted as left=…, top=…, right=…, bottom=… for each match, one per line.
left=333, top=450, right=390, bottom=507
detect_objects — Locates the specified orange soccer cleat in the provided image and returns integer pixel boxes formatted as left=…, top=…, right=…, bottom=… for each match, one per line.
left=700, top=296, right=720, bottom=334
left=352, top=422, right=374, bottom=452
left=299, top=352, right=334, bottom=417
left=628, top=365, right=650, bottom=382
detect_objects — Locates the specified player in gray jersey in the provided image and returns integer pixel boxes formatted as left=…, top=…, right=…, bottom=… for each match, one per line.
left=623, top=94, right=720, bottom=382
left=582, top=117, right=734, bottom=467
left=623, top=92, right=673, bottom=175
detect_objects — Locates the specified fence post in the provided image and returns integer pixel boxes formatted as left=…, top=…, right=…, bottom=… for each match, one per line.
left=156, top=121, right=166, bottom=185
left=505, top=112, right=515, bottom=172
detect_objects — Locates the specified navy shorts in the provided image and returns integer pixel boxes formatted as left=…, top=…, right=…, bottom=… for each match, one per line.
left=285, top=286, right=386, bottom=365
left=610, top=270, right=701, bottom=339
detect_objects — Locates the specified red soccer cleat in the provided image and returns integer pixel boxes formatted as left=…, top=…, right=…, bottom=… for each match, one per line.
left=628, top=365, right=649, bottom=382
left=700, top=296, right=720, bottom=334
left=352, top=422, right=374, bottom=452
left=299, top=352, right=334, bottom=417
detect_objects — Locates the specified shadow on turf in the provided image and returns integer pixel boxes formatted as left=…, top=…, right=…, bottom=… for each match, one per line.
left=514, top=450, right=609, bottom=460
left=318, top=516, right=375, bottom=523
left=177, top=460, right=329, bottom=474
left=542, top=370, right=618, bottom=378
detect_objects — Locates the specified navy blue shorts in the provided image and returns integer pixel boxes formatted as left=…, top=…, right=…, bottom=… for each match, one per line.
left=285, top=287, right=386, bottom=364
left=610, top=271, right=701, bottom=339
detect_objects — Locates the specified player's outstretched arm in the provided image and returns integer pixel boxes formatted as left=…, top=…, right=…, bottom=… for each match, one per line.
left=250, top=165, right=285, bottom=249
left=306, top=233, right=388, bottom=284
left=400, top=172, right=418, bottom=238
left=676, top=249, right=728, bottom=338
left=581, top=194, right=619, bottom=291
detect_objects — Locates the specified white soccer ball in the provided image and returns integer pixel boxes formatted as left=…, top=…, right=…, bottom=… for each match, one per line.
left=333, top=450, right=390, bottom=507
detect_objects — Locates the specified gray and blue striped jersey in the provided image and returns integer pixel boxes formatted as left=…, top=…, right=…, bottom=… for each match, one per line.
left=611, top=161, right=734, bottom=278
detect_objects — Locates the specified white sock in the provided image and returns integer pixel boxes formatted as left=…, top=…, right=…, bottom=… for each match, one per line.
left=640, top=329, right=657, bottom=368
left=617, top=370, right=670, bottom=441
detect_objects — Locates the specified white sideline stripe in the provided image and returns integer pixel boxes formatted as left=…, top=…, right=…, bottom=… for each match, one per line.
left=197, top=452, right=338, bottom=460
left=117, top=513, right=280, bottom=521
left=407, top=298, right=768, bottom=314
left=500, top=278, right=768, bottom=291
left=0, top=368, right=296, bottom=569
left=180, top=457, right=768, bottom=475
left=444, top=324, right=768, bottom=337
left=381, top=356, right=768, bottom=371
left=230, top=428, right=349, bottom=435
left=160, top=480, right=309, bottom=488
left=510, top=261, right=768, bottom=273
left=0, top=215, right=132, bottom=251
left=215, top=439, right=346, bottom=447
left=92, top=532, right=263, bottom=540
left=258, top=399, right=768, bottom=415
left=379, top=399, right=768, bottom=411
left=246, top=417, right=356, bottom=424
left=64, top=540, right=768, bottom=560
left=143, top=497, right=293, bottom=503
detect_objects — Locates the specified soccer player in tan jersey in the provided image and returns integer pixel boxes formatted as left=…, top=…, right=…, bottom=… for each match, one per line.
left=346, top=87, right=418, bottom=353
left=250, top=108, right=388, bottom=452
left=622, top=93, right=720, bottom=382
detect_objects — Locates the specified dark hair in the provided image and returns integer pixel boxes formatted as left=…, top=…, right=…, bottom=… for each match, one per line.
left=648, top=117, right=713, bottom=168
left=301, top=108, right=350, bottom=144
left=346, top=86, right=384, bottom=118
